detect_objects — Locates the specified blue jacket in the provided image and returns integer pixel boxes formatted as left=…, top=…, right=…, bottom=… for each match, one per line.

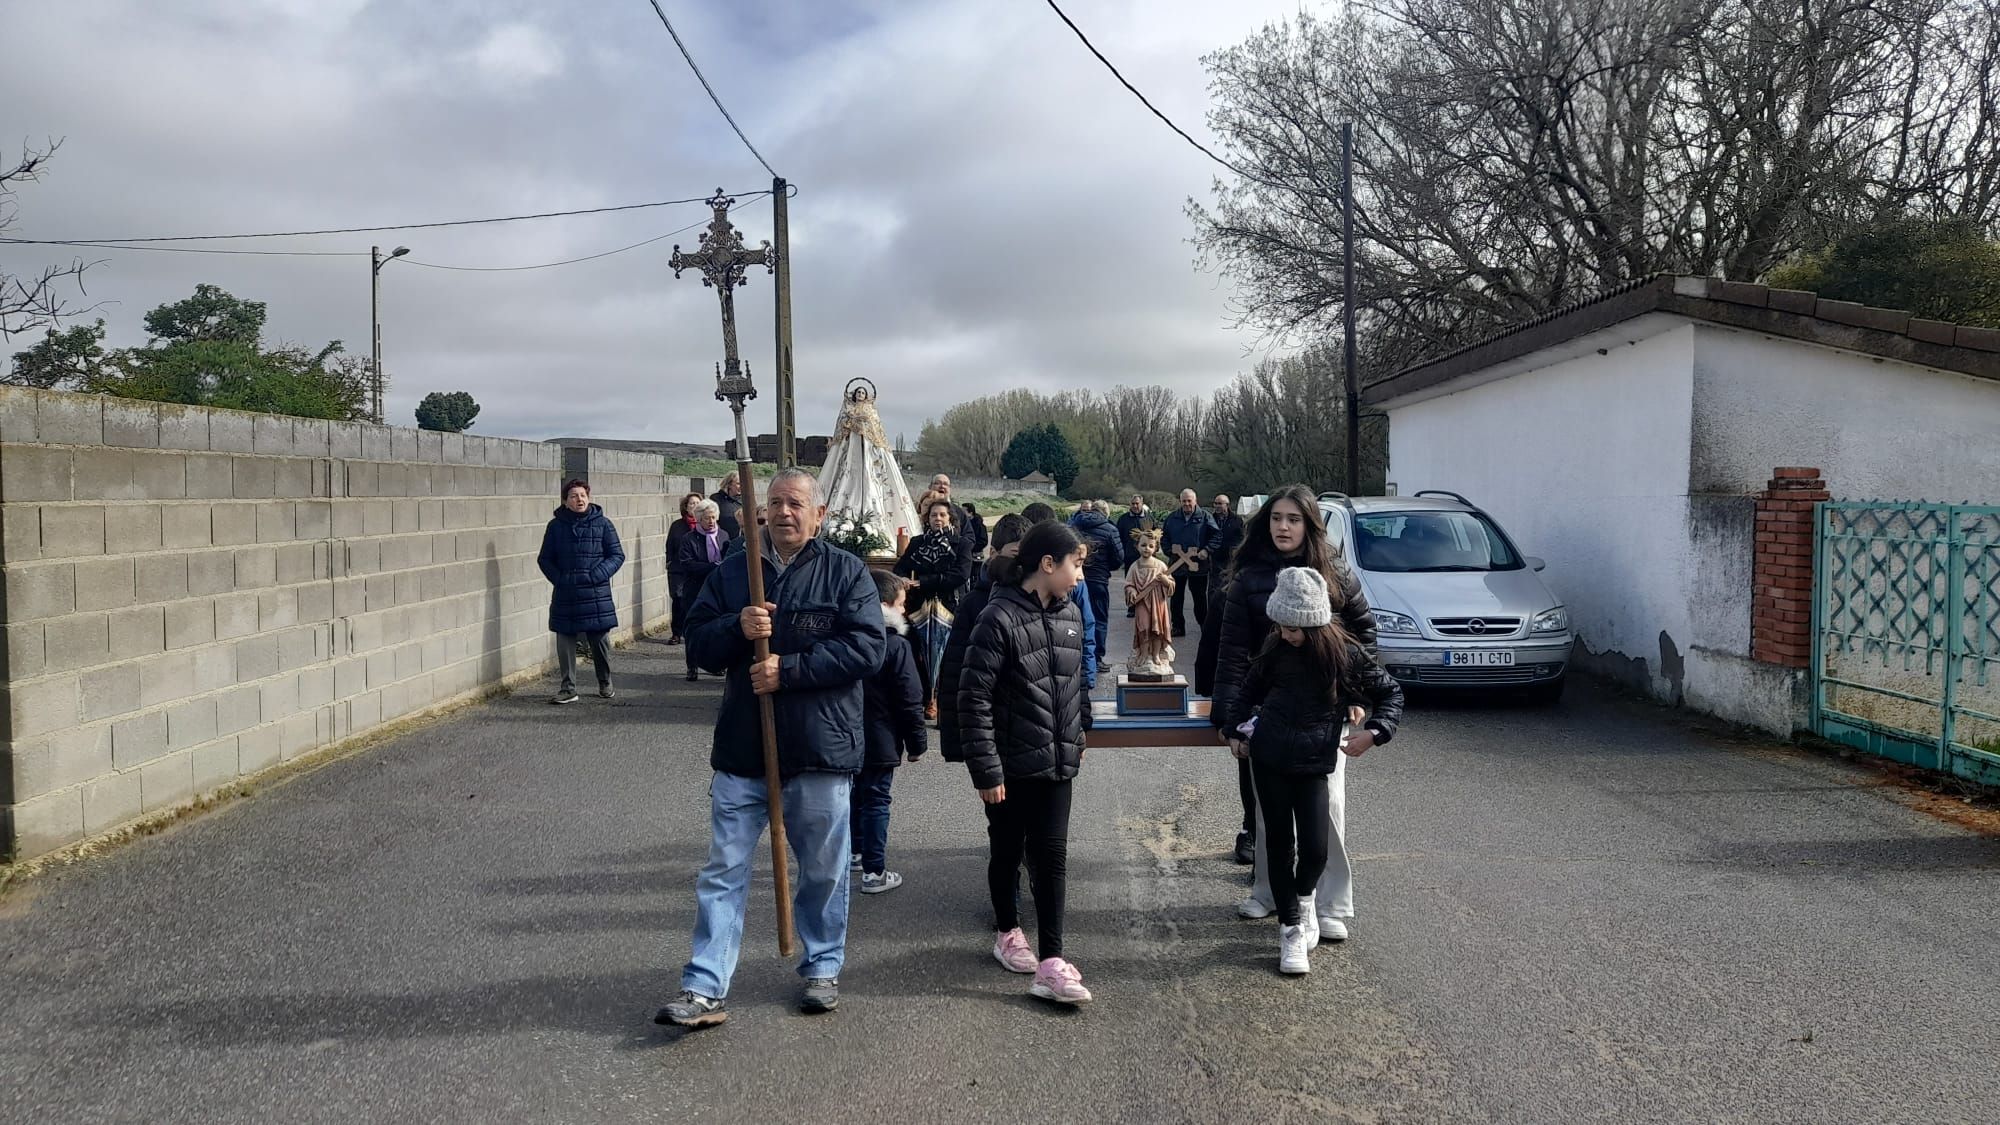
left=1071, top=510, right=1125, bottom=581
left=864, top=628, right=928, bottom=767
left=1075, top=576, right=1098, bottom=690
left=685, top=536, right=887, bottom=778
left=1161, top=509, right=1220, bottom=569
left=539, top=504, right=624, bottom=635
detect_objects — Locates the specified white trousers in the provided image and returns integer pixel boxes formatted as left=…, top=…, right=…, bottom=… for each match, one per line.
left=1247, top=753, right=1353, bottom=918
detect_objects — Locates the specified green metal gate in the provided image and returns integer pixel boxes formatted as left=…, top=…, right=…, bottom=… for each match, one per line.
left=1814, top=502, right=2000, bottom=785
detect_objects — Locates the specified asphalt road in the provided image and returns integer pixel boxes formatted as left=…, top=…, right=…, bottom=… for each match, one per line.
left=3, top=608, right=1996, bottom=1124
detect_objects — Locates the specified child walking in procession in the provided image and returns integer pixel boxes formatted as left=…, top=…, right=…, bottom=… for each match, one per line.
left=852, top=571, right=929, bottom=894
left=1224, top=567, right=1403, bottom=975
left=958, top=521, right=1094, bottom=1004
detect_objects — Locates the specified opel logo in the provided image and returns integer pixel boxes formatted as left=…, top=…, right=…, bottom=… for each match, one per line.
left=1468, top=619, right=1488, bottom=635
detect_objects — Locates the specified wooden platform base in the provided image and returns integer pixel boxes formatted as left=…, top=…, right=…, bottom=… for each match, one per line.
left=1087, top=697, right=1218, bottom=748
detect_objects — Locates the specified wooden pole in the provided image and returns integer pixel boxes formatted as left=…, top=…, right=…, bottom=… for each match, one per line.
left=772, top=178, right=797, bottom=470
left=730, top=401, right=797, bottom=958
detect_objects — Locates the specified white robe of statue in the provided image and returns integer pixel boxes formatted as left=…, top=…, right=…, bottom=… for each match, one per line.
left=818, top=379, right=920, bottom=547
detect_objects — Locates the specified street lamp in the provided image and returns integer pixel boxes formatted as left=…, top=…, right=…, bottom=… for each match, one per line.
left=370, top=245, right=410, bottom=425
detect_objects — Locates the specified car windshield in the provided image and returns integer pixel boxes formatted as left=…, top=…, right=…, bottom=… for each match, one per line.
left=1350, top=510, right=1523, bottom=573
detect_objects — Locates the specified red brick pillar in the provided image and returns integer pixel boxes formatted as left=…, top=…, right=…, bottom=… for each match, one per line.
left=1752, top=468, right=1828, bottom=667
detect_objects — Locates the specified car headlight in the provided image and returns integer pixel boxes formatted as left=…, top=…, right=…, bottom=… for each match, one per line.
left=1531, top=606, right=1569, bottom=633
left=1374, top=610, right=1420, bottom=636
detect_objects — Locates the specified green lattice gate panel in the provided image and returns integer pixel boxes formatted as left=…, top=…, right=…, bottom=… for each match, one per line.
left=1814, top=502, right=2000, bottom=786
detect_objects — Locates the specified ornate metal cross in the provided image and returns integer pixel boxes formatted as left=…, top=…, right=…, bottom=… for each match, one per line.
left=671, top=189, right=773, bottom=405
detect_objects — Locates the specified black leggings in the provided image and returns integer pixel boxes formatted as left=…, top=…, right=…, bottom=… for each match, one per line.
left=1250, top=761, right=1332, bottom=926
left=984, top=776, right=1073, bottom=960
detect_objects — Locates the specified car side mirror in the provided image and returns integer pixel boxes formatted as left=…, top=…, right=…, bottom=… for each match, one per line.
left=1526, top=556, right=1546, bottom=572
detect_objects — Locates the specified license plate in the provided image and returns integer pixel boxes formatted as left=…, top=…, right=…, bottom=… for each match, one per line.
left=1444, top=651, right=1515, bottom=667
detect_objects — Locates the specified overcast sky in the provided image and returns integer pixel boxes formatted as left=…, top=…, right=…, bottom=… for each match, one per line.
left=2, top=0, right=1302, bottom=448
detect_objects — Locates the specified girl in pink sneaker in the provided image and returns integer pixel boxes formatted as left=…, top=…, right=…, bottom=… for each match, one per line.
left=957, top=520, right=1094, bottom=1004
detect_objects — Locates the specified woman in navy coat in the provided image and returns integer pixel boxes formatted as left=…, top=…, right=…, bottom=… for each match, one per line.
left=538, top=479, right=625, bottom=704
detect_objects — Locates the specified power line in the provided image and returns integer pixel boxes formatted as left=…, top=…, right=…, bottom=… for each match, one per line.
left=0, top=191, right=752, bottom=246
left=643, top=0, right=779, bottom=179
left=401, top=213, right=728, bottom=272
left=1040, top=0, right=1281, bottom=190
left=0, top=238, right=366, bottom=258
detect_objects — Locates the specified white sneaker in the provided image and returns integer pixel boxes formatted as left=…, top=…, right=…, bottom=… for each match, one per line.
left=858, top=870, right=903, bottom=895
left=850, top=853, right=863, bottom=872
left=1278, top=923, right=1311, bottom=975
left=1301, top=903, right=1322, bottom=950
left=1320, top=916, right=1349, bottom=942
left=1236, top=897, right=1273, bottom=919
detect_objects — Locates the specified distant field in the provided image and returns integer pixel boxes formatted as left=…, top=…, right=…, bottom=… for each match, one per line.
left=661, top=457, right=779, bottom=479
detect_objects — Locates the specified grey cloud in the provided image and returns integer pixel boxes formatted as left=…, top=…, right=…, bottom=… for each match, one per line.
left=3, top=0, right=1301, bottom=448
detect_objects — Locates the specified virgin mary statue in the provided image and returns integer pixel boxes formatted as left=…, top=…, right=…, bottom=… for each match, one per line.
left=818, top=378, right=920, bottom=553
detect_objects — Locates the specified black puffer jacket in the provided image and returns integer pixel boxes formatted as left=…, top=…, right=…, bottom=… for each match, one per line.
left=1239, top=641, right=1404, bottom=775
left=957, top=584, right=1088, bottom=791
left=538, top=503, right=624, bottom=635
left=1071, top=510, right=1124, bottom=582
left=935, top=561, right=999, bottom=762
left=685, top=537, right=887, bottom=778
left=1211, top=556, right=1376, bottom=733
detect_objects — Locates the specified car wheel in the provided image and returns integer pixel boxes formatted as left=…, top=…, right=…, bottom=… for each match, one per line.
left=1526, top=676, right=1566, bottom=706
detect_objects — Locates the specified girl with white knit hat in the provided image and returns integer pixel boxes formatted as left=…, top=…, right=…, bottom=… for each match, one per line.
left=1225, top=565, right=1404, bottom=974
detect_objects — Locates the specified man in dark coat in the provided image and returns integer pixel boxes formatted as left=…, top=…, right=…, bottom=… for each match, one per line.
left=658, top=469, right=887, bottom=1029
left=1161, top=489, right=1220, bottom=636
left=1070, top=501, right=1123, bottom=672
left=1116, top=494, right=1151, bottom=617
left=711, top=472, right=745, bottom=538
left=1209, top=494, right=1247, bottom=577
left=537, top=479, right=625, bottom=704
left=961, top=502, right=989, bottom=556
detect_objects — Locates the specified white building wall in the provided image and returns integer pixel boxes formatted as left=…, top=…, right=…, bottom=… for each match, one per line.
left=1384, top=325, right=1701, bottom=703
left=1690, top=325, right=2000, bottom=502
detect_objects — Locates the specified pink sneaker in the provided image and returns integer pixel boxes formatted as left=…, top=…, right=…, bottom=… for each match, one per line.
left=1029, top=957, right=1093, bottom=1004
left=993, top=928, right=1036, bottom=974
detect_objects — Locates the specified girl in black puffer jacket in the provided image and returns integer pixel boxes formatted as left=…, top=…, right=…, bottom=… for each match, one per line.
left=958, top=520, right=1094, bottom=1005
left=1228, top=566, right=1402, bottom=976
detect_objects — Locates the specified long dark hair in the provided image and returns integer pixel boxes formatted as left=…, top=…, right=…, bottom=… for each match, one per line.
left=1001, top=521, right=1082, bottom=587
left=1254, top=617, right=1356, bottom=704
left=1229, top=483, right=1337, bottom=586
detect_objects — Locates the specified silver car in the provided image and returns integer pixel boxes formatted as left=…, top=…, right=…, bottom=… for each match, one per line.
left=1320, top=492, right=1573, bottom=703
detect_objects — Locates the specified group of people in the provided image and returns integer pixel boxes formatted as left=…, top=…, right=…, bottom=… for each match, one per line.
left=537, top=469, right=1404, bottom=1029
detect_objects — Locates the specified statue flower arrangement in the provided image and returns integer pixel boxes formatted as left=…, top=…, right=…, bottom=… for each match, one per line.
left=823, top=508, right=893, bottom=559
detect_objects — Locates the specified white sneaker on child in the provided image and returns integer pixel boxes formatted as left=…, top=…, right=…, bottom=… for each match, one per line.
left=858, top=870, right=902, bottom=895
left=1278, top=924, right=1311, bottom=975
left=1301, top=903, right=1322, bottom=950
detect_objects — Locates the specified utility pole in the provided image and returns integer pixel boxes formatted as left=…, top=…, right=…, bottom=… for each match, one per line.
left=1341, top=123, right=1360, bottom=495
left=772, top=177, right=797, bottom=468
left=370, top=245, right=409, bottom=425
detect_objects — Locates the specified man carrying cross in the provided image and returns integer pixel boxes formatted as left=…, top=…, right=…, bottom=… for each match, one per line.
left=658, top=468, right=886, bottom=1027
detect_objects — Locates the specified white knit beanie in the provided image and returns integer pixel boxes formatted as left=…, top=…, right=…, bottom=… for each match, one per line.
left=1266, top=566, right=1333, bottom=628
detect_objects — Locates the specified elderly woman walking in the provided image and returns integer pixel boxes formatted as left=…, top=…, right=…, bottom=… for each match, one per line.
left=538, top=479, right=626, bottom=704
left=673, top=499, right=732, bottom=682
left=666, top=491, right=703, bottom=646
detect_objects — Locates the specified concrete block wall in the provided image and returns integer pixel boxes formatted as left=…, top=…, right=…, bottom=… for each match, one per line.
left=1, top=390, right=673, bottom=860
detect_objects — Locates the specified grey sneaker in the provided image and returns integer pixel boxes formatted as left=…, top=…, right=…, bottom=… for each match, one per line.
left=800, top=977, right=839, bottom=1013
left=858, top=871, right=903, bottom=895
left=550, top=689, right=579, bottom=705
left=654, top=990, right=727, bottom=1028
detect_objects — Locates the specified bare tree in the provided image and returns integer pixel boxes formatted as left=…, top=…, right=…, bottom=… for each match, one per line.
left=2, top=140, right=95, bottom=341
left=1192, top=0, right=2000, bottom=354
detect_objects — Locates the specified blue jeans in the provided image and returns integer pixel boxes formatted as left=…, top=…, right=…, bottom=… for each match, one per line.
left=1085, top=578, right=1110, bottom=664
left=849, top=765, right=895, bottom=875
left=681, top=770, right=853, bottom=998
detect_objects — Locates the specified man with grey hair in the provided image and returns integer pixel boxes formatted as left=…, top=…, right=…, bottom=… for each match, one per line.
left=661, top=467, right=887, bottom=1028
